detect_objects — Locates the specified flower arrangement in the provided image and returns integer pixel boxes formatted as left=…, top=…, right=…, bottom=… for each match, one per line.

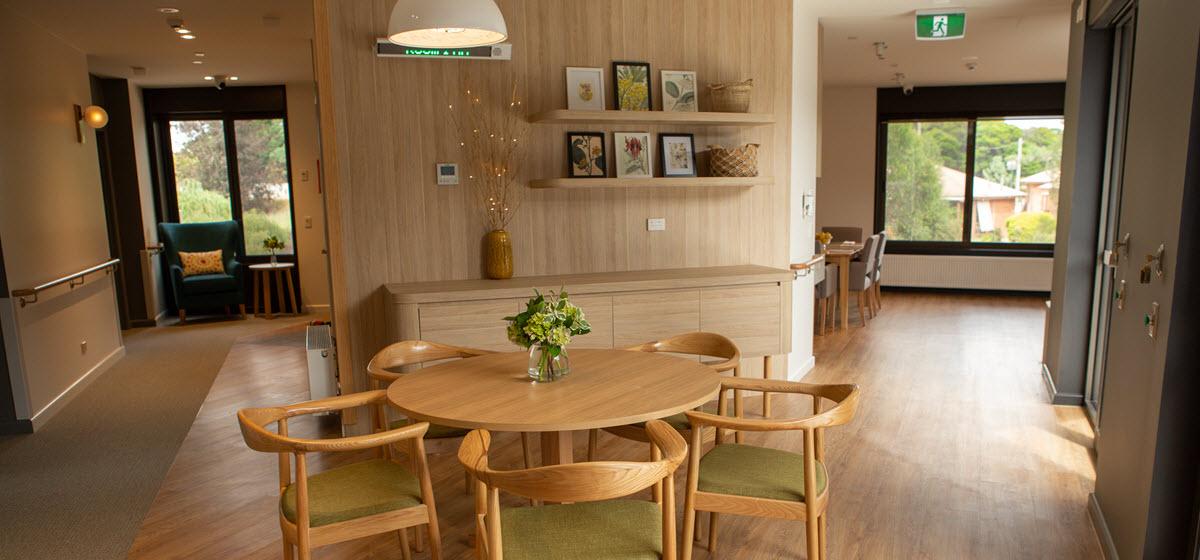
left=816, top=231, right=833, bottom=245
left=505, top=290, right=591, bottom=382
left=263, top=235, right=285, bottom=263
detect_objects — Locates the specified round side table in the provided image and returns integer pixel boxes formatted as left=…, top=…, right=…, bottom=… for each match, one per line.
left=249, top=262, right=298, bottom=319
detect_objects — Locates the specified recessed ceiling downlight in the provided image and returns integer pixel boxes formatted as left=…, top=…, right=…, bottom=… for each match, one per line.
left=157, top=7, right=180, bottom=13
left=204, top=75, right=214, bottom=80
left=180, top=34, right=196, bottom=40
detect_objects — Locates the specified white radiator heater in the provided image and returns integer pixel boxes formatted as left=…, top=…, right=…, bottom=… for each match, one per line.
left=883, top=255, right=1053, bottom=292
left=305, top=324, right=339, bottom=401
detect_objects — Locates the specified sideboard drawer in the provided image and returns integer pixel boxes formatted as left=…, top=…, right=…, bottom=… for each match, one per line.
left=419, top=299, right=520, bottom=352
left=612, top=289, right=701, bottom=348
left=700, top=284, right=783, bottom=356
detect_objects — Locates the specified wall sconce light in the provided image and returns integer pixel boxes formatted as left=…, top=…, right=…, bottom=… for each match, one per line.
left=74, top=104, right=109, bottom=143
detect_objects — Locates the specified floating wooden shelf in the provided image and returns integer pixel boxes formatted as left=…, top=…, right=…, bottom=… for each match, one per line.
left=527, top=110, right=775, bottom=127
left=528, top=176, right=773, bottom=189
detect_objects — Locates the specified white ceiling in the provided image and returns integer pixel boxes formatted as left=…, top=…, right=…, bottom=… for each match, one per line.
left=816, top=0, right=1073, bottom=87
left=2, top=0, right=314, bottom=87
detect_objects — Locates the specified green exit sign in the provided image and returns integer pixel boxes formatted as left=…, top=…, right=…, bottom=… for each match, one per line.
left=916, top=11, right=966, bottom=41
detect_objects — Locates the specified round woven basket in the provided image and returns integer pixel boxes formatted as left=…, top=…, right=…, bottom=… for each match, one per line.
left=709, top=144, right=760, bottom=177
left=708, top=79, right=753, bottom=113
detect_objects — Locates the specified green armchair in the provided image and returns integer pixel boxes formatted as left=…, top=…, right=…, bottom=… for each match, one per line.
left=159, top=221, right=246, bottom=322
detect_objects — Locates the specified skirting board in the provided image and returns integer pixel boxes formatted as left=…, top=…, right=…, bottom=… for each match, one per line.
left=1088, top=493, right=1120, bottom=559
left=1041, top=362, right=1085, bottom=405
left=789, top=354, right=816, bottom=381
left=29, top=345, right=125, bottom=431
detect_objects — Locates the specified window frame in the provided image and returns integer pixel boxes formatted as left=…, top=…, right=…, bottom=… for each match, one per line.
left=873, top=83, right=1066, bottom=257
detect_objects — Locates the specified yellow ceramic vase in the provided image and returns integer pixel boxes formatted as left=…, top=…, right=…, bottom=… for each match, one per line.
left=484, top=229, right=514, bottom=279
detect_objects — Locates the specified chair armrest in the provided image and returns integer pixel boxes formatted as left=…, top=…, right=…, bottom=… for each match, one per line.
left=169, top=264, right=185, bottom=285
left=226, top=259, right=243, bottom=280
left=692, top=379, right=861, bottom=432
left=237, top=390, right=429, bottom=453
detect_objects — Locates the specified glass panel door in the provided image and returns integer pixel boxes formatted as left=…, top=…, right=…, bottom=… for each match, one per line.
left=169, top=120, right=233, bottom=223
left=233, top=119, right=294, bottom=256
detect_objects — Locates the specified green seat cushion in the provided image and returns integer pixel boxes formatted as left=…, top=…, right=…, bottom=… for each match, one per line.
left=389, top=419, right=470, bottom=439
left=280, top=459, right=422, bottom=527
left=698, top=444, right=827, bottom=502
left=631, top=403, right=720, bottom=432
left=500, top=500, right=662, bottom=560
left=180, top=273, right=238, bottom=295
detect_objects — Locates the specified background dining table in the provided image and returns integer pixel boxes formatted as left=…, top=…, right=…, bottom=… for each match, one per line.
left=385, top=348, right=721, bottom=465
left=823, top=242, right=865, bottom=330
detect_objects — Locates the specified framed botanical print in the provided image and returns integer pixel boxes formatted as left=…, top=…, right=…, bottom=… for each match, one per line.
left=613, top=61, right=652, bottom=111
left=565, top=67, right=605, bottom=111
left=661, top=70, right=698, bottom=112
left=614, top=132, right=653, bottom=178
left=659, top=133, right=697, bottom=177
left=567, top=132, right=607, bottom=178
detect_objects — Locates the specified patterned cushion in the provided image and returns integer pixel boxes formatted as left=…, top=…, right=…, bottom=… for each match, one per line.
left=698, top=444, right=827, bottom=502
left=280, top=459, right=422, bottom=527
left=500, top=500, right=662, bottom=560
left=179, top=249, right=225, bottom=277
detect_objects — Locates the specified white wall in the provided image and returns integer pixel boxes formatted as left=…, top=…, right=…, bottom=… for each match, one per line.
left=790, top=2, right=820, bottom=379
left=816, top=84, right=1053, bottom=292
left=128, top=83, right=167, bottom=321
left=285, top=82, right=330, bottom=311
left=0, top=5, right=124, bottom=427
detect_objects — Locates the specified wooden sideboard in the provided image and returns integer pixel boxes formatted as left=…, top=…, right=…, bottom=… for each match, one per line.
left=384, top=265, right=793, bottom=364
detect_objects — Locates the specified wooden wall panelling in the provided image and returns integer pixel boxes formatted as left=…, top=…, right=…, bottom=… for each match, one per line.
left=314, top=0, right=793, bottom=420
left=568, top=295, right=615, bottom=349
left=612, top=290, right=701, bottom=348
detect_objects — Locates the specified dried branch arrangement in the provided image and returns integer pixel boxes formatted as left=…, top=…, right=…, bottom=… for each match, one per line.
left=448, top=80, right=529, bottom=231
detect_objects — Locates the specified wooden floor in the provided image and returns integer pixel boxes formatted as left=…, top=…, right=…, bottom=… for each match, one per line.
left=129, top=292, right=1102, bottom=559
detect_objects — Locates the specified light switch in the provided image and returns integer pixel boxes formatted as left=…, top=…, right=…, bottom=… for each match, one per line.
left=1145, top=302, right=1160, bottom=339
left=647, top=218, right=666, bottom=231
left=304, top=216, right=313, bottom=229
left=300, top=170, right=310, bottom=182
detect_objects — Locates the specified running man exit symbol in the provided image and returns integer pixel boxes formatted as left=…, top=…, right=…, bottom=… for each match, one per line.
left=932, top=15, right=948, bottom=37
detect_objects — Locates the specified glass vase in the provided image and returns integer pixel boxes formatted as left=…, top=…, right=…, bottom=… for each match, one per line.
left=527, top=345, right=569, bottom=383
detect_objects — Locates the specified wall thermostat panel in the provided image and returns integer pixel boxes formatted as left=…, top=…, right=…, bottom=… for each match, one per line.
left=436, top=163, right=459, bottom=186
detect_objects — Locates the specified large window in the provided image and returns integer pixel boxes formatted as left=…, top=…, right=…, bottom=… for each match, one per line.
left=879, top=116, right=1063, bottom=253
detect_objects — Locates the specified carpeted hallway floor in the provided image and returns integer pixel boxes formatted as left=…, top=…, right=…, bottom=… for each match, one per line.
left=0, top=315, right=314, bottom=560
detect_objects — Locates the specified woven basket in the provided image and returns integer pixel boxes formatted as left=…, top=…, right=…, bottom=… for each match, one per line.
left=709, top=144, right=760, bottom=177
left=708, top=79, right=753, bottom=112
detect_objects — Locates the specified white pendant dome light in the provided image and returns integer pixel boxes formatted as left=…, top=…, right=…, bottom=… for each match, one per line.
left=388, top=0, right=508, bottom=48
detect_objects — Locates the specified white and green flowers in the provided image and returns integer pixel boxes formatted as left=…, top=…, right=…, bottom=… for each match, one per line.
left=506, top=290, right=591, bottom=382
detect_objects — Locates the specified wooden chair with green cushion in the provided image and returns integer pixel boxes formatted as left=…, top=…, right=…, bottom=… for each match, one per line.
left=236, top=390, right=442, bottom=560
left=368, top=339, right=536, bottom=531
left=458, top=419, right=688, bottom=560
left=680, top=377, right=861, bottom=560
left=587, top=332, right=742, bottom=467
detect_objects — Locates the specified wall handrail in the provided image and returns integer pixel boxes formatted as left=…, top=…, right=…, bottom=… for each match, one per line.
left=10, top=258, right=120, bottom=307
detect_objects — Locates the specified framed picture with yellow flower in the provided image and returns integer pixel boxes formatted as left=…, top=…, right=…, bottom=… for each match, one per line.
left=613, top=61, right=652, bottom=111
left=566, top=132, right=607, bottom=178
left=565, top=67, right=605, bottom=111
left=614, top=132, right=653, bottom=178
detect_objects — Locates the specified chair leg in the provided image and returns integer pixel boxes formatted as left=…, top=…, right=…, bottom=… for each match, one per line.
left=806, top=514, right=820, bottom=560
left=282, top=538, right=294, bottom=560
left=521, top=432, right=534, bottom=468
left=857, top=292, right=868, bottom=327
left=763, top=355, right=773, bottom=418
left=817, top=298, right=827, bottom=336
left=587, top=429, right=599, bottom=461
left=875, top=282, right=883, bottom=310
left=414, top=523, right=425, bottom=552
left=426, top=512, right=444, bottom=560
left=239, top=303, right=247, bottom=319
left=178, top=309, right=187, bottom=324
left=708, top=512, right=719, bottom=553
left=463, top=469, right=472, bottom=495
left=682, top=506, right=698, bottom=560
left=651, top=441, right=663, bottom=503
left=397, top=529, right=413, bottom=560
left=818, top=513, right=829, bottom=560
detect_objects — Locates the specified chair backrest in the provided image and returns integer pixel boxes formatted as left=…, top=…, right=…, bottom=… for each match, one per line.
left=815, top=263, right=839, bottom=299
left=821, top=226, right=863, bottom=244
left=367, top=340, right=493, bottom=385
left=874, top=232, right=887, bottom=274
left=625, top=332, right=740, bottom=373
left=159, top=221, right=242, bottom=269
left=860, top=235, right=879, bottom=277
left=460, top=419, right=686, bottom=503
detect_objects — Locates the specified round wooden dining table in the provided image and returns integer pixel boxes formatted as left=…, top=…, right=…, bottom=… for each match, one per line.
left=385, top=348, right=721, bottom=465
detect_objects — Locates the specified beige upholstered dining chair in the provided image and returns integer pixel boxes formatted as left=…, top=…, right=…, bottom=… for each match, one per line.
left=586, top=332, right=741, bottom=469
left=237, top=390, right=442, bottom=560
left=848, top=234, right=879, bottom=326
left=814, top=262, right=840, bottom=336
left=459, top=419, right=688, bottom=560
left=871, top=232, right=888, bottom=313
left=680, top=378, right=861, bottom=560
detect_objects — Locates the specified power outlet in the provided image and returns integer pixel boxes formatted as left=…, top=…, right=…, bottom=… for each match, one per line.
left=647, top=218, right=666, bottom=232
